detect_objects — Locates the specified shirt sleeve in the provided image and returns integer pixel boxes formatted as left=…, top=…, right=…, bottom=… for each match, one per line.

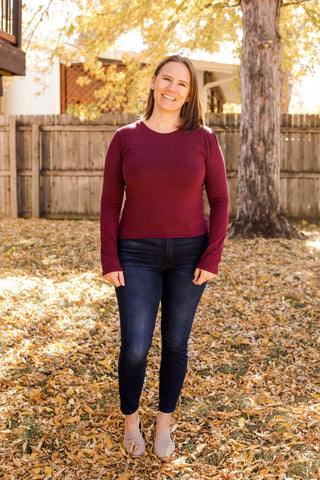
left=100, top=130, right=125, bottom=275
left=197, top=130, right=229, bottom=274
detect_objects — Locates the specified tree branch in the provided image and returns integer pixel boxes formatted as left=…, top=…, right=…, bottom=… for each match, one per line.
left=23, top=0, right=56, bottom=50
left=301, top=3, right=320, bottom=27
left=282, top=0, right=312, bottom=7
left=205, top=0, right=240, bottom=8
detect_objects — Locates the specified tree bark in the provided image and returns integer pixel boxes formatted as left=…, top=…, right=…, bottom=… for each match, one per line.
left=229, top=0, right=301, bottom=239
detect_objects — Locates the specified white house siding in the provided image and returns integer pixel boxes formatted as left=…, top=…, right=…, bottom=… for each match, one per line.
left=2, top=53, right=238, bottom=116
left=4, top=59, right=60, bottom=115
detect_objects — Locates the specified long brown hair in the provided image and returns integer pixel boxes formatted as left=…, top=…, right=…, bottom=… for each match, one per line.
left=143, top=55, right=204, bottom=132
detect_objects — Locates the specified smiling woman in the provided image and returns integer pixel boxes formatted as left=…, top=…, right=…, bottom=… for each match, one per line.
left=148, top=62, right=191, bottom=125
left=100, top=54, right=229, bottom=461
left=144, top=55, right=203, bottom=133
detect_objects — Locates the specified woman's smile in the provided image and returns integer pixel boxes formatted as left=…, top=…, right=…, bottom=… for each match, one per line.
left=162, top=94, right=176, bottom=101
left=151, top=61, right=191, bottom=114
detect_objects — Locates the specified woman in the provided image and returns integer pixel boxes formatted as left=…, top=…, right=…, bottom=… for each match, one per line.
left=100, top=55, right=229, bottom=460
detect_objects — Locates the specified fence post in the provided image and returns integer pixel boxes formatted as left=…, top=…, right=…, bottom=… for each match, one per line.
left=32, top=123, right=40, bottom=218
left=9, top=116, right=18, bottom=218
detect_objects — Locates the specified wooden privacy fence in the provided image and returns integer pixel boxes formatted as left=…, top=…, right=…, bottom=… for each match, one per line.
left=0, top=113, right=319, bottom=220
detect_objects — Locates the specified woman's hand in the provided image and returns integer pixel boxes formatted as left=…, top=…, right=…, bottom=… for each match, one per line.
left=103, top=271, right=125, bottom=287
left=192, top=268, right=216, bottom=285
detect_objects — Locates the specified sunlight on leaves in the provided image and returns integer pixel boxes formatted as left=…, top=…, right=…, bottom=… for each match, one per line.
left=0, top=219, right=319, bottom=479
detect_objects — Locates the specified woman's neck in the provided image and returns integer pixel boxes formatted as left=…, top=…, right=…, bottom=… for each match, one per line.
left=144, top=109, right=181, bottom=133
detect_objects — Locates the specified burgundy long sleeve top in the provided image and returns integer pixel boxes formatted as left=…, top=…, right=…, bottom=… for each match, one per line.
left=100, top=120, right=229, bottom=276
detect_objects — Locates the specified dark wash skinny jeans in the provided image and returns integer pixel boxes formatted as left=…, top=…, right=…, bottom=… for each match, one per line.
left=115, top=234, right=208, bottom=415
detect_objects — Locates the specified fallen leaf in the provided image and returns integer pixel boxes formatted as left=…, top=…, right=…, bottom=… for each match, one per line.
left=0, top=219, right=319, bottom=480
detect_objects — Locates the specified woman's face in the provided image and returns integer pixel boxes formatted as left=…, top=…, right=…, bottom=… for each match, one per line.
left=151, top=61, right=191, bottom=115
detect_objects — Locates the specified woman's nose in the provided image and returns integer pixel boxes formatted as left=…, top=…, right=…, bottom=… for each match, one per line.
left=167, top=81, right=177, bottom=91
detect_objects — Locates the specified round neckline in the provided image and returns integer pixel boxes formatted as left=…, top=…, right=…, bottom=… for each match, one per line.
left=139, top=120, right=182, bottom=136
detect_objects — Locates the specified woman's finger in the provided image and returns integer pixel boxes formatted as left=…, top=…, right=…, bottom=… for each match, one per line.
left=103, top=271, right=124, bottom=287
left=118, top=271, right=125, bottom=286
left=193, top=268, right=216, bottom=285
left=192, top=268, right=203, bottom=285
left=193, top=267, right=201, bottom=283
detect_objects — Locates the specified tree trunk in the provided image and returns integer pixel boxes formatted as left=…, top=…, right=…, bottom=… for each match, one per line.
left=229, top=0, right=300, bottom=239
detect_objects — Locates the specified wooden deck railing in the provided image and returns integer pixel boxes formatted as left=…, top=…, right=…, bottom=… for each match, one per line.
left=0, top=0, right=22, bottom=47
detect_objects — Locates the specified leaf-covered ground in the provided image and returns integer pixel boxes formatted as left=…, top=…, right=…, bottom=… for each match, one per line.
left=0, top=219, right=319, bottom=480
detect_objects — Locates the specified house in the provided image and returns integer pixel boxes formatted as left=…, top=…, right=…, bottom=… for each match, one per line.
left=60, top=50, right=240, bottom=115
left=2, top=46, right=239, bottom=115
left=0, top=0, right=25, bottom=98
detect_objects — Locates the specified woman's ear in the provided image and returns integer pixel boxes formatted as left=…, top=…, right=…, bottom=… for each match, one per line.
left=150, top=76, right=156, bottom=90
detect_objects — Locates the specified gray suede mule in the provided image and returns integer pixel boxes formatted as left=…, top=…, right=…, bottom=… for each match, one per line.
left=153, top=431, right=175, bottom=460
left=123, top=421, right=146, bottom=456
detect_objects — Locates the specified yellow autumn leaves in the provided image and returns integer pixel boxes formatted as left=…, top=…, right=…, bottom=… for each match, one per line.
left=0, top=219, right=319, bottom=480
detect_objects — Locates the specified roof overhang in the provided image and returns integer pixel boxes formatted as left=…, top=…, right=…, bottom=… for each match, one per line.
left=191, top=58, right=240, bottom=104
left=67, top=47, right=240, bottom=105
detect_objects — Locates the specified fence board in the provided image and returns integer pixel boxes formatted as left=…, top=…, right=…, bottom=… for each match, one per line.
left=17, top=174, right=31, bottom=217
left=0, top=176, right=10, bottom=216
left=32, top=123, right=40, bottom=218
left=0, top=113, right=319, bottom=220
left=9, top=116, right=18, bottom=218
left=0, top=118, right=10, bottom=216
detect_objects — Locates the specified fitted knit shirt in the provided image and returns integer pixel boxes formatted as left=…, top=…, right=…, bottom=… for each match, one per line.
left=100, top=120, right=229, bottom=275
